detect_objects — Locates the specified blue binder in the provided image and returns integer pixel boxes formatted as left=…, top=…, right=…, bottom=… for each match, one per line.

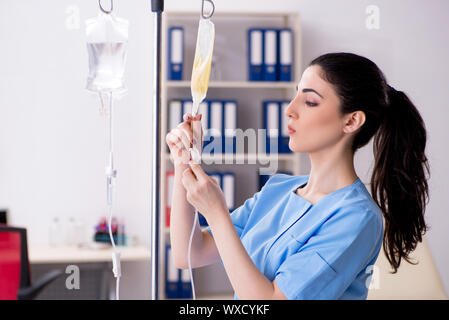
left=263, top=28, right=278, bottom=81
left=223, top=100, right=237, bottom=154
left=165, top=245, right=180, bottom=298
left=279, top=101, right=292, bottom=153
left=180, top=269, right=192, bottom=298
left=167, top=26, right=184, bottom=80
left=248, top=28, right=264, bottom=81
left=263, top=101, right=280, bottom=154
left=208, top=100, right=223, bottom=155
left=278, top=28, right=293, bottom=82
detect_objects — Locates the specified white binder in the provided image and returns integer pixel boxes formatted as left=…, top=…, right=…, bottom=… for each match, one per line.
left=224, top=101, right=237, bottom=137
left=267, top=102, right=279, bottom=138
left=222, top=173, right=235, bottom=211
left=263, top=29, right=277, bottom=81
left=281, top=102, right=289, bottom=138
left=248, top=29, right=263, bottom=81
left=209, top=101, right=223, bottom=139
left=279, top=29, right=293, bottom=81
left=168, top=27, right=184, bottom=80
left=182, top=100, right=193, bottom=118
left=168, top=100, right=182, bottom=131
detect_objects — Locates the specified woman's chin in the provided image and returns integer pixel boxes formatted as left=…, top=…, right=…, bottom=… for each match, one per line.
left=289, top=140, right=308, bottom=153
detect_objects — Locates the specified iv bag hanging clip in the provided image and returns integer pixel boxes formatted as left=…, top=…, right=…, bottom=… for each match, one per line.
left=201, top=0, right=215, bottom=19
left=99, top=0, right=113, bottom=14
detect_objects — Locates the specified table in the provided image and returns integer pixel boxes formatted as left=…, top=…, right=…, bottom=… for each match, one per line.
left=28, top=244, right=151, bottom=299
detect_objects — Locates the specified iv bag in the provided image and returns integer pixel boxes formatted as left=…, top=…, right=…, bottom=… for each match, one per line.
left=85, top=11, right=129, bottom=98
left=190, top=18, right=215, bottom=115
left=189, top=18, right=215, bottom=163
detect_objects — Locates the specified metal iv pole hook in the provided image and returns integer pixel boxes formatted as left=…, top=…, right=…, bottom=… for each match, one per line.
left=99, top=0, right=113, bottom=14
left=201, top=0, right=215, bottom=19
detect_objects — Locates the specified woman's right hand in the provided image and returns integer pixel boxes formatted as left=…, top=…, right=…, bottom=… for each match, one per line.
left=166, top=113, right=202, bottom=167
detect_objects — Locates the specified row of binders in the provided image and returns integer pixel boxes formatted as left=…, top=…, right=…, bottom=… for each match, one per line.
left=248, top=28, right=293, bottom=82
left=167, top=26, right=293, bottom=82
left=168, top=100, right=238, bottom=154
left=168, top=99, right=292, bottom=154
left=166, top=171, right=235, bottom=227
left=165, top=245, right=192, bottom=298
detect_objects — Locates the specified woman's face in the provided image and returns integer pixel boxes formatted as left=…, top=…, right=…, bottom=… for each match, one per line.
left=285, top=65, right=349, bottom=153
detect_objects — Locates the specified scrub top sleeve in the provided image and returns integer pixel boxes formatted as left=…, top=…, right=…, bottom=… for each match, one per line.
left=204, top=188, right=263, bottom=239
left=274, top=209, right=380, bottom=300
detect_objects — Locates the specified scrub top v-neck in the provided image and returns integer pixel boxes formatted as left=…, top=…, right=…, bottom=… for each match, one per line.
left=205, top=174, right=384, bottom=300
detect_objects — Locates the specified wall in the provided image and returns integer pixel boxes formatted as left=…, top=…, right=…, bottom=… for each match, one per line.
left=0, top=0, right=448, bottom=297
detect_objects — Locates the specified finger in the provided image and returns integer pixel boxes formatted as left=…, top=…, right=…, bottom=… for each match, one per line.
left=177, top=146, right=191, bottom=163
left=210, top=177, right=219, bottom=185
left=178, top=124, right=194, bottom=148
left=188, top=160, right=208, bottom=181
left=166, top=133, right=182, bottom=151
left=171, top=127, right=191, bottom=150
left=168, top=135, right=185, bottom=153
left=183, top=113, right=193, bottom=121
left=182, top=167, right=198, bottom=188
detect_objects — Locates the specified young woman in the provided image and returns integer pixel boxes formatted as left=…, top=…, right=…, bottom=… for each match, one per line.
left=165, top=52, right=430, bottom=300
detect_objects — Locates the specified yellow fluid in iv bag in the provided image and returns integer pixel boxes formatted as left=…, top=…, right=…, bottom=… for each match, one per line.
left=190, top=18, right=215, bottom=115
left=191, top=55, right=212, bottom=108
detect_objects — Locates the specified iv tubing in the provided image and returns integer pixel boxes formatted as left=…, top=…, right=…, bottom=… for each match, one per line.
left=187, top=209, right=198, bottom=300
left=100, top=91, right=121, bottom=300
left=187, top=110, right=202, bottom=300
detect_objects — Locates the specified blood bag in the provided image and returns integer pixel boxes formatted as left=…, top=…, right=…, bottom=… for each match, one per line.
left=85, top=11, right=129, bottom=98
left=189, top=18, right=215, bottom=163
left=191, top=18, right=215, bottom=115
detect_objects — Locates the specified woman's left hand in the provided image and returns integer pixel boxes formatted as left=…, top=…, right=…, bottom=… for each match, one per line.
left=181, top=160, right=228, bottom=222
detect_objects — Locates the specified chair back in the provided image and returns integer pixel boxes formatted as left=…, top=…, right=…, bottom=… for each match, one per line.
left=0, top=226, right=31, bottom=300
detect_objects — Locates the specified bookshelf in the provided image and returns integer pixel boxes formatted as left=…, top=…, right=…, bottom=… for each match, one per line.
left=159, top=11, right=303, bottom=299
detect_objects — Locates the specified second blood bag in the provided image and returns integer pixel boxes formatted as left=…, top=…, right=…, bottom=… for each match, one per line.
left=85, top=11, right=129, bottom=98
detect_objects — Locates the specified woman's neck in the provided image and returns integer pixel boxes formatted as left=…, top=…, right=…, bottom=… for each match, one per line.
left=298, top=144, right=359, bottom=197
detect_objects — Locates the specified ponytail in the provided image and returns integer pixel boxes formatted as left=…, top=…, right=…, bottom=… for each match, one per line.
left=371, top=85, right=430, bottom=273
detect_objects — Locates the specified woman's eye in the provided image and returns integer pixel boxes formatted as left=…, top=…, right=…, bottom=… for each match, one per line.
left=306, top=101, right=318, bottom=107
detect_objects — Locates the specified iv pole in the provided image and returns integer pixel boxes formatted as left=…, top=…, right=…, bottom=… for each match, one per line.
left=149, top=0, right=214, bottom=300
left=150, top=0, right=163, bottom=300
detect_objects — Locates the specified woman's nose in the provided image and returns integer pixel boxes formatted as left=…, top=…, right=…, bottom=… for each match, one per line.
left=285, top=101, right=296, bottom=119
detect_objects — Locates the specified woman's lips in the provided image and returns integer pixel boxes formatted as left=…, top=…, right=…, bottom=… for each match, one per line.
left=287, top=125, right=296, bottom=135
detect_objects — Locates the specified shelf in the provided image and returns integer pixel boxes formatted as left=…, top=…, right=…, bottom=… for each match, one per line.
left=166, top=81, right=297, bottom=89
left=160, top=10, right=302, bottom=300
left=165, top=153, right=296, bottom=163
left=166, top=11, right=299, bottom=19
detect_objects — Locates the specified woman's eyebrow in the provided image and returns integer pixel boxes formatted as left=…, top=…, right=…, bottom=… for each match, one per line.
left=296, top=85, right=324, bottom=99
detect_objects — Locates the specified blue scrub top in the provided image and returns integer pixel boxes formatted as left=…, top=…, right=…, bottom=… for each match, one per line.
left=205, top=174, right=384, bottom=300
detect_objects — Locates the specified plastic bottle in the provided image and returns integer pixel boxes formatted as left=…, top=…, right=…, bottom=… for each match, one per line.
left=49, top=217, right=61, bottom=247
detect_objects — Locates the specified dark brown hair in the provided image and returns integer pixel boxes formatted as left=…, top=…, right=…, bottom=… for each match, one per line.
left=309, top=52, right=430, bottom=273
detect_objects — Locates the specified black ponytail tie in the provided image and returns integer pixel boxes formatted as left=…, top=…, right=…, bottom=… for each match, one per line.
left=386, top=84, right=398, bottom=107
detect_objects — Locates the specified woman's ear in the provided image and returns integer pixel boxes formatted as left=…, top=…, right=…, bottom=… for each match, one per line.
left=343, top=110, right=366, bottom=134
